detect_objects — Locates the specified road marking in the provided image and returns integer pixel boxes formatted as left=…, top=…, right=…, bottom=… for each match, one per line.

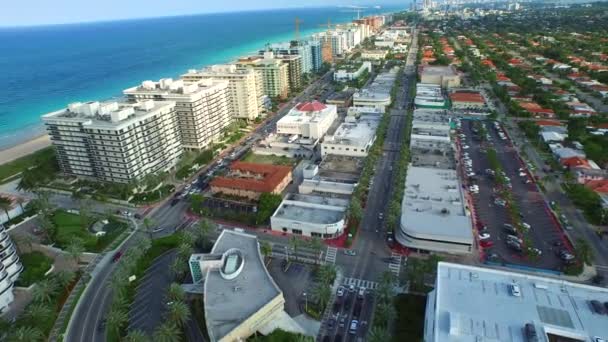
left=342, top=277, right=378, bottom=290
left=325, top=247, right=337, bottom=264
left=388, top=253, right=403, bottom=277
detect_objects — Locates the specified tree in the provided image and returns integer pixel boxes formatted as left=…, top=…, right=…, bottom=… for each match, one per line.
left=153, top=322, right=181, bottom=342
left=368, top=326, right=391, bottom=342
left=32, top=278, right=58, bottom=303
left=576, top=238, right=593, bottom=265
left=79, top=200, right=92, bottom=229
left=124, top=330, right=148, bottom=342
left=308, top=237, right=323, bottom=264
left=177, top=242, right=193, bottom=261
left=106, top=307, right=128, bottom=337
left=195, top=218, right=213, bottom=246
left=52, top=270, right=75, bottom=288
left=37, top=213, right=55, bottom=243
left=256, top=193, right=283, bottom=225
left=289, top=237, right=301, bottom=262
left=167, top=283, right=185, bottom=303
left=348, top=197, right=363, bottom=223
left=260, top=241, right=272, bottom=262
left=317, top=264, right=337, bottom=285
left=142, top=217, right=155, bottom=240
left=66, top=237, right=85, bottom=265
left=373, top=301, right=396, bottom=328
left=167, top=300, right=191, bottom=327
left=15, top=197, right=25, bottom=213
left=7, top=326, right=44, bottom=342
left=0, top=195, right=13, bottom=221
left=170, top=257, right=188, bottom=280
left=312, top=283, right=331, bottom=311
left=25, top=302, right=52, bottom=322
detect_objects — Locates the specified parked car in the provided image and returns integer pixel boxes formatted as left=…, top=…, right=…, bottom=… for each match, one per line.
left=337, top=287, right=344, bottom=297
left=344, top=250, right=357, bottom=256
left=348, top=320, right=359, bottom=335
left=479, top=233, right=491, bottom=240
left=506, top=239, right=522, bottom=252
left=510, top=283, right=521, bottom=297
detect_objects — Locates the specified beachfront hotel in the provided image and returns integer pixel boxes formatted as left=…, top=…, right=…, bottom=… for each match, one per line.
left=181, top=65, right=264, bottom=121
left=0, top=224, right=23, bottom=313
left=42, top=100, right=182, bottom=183
left=236, top=51, right=290, bottom=99
left=124, top=78, right=231, bottom=150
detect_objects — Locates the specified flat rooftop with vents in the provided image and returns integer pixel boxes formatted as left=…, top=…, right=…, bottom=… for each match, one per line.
left=426, top=262, right=608, bottom=342
left=271, top=194, right=348, bottom=238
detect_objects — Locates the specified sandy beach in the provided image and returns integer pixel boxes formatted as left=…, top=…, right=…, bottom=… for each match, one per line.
left=0, top=135, right=51, bottom=165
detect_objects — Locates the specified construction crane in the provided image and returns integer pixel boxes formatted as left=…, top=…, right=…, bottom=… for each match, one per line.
left=294, top=17, right=303, bottom=41
left=340, top=6, right=367, bottom=20
left=318, top=19, right=335, bottom=32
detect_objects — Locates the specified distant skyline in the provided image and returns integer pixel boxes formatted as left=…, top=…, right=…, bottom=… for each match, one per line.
left=0, top=1, right=406, bottom=27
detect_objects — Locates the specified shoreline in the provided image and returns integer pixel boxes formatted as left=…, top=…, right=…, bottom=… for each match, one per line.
left=0, top=134, right=51, bottom=165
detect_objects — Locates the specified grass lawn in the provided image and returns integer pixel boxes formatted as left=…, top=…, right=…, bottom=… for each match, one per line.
left=242, top=151, right=295, bottom=166
left=0, top=147, right=54, bottom=182
left=52, top=210, right=128, bottom=252
left=393, top=294, right=427, bottom=342
left=15, top=251, right=53, bottom=287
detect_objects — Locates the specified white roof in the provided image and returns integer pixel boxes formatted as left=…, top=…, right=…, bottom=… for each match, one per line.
left=431, top=262, right=608, bottom=342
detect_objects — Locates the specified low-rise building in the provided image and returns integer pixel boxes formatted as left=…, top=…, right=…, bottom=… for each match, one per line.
left=270, top=194, right=348, bottom=239
left=334, top=61, right=372, bottom=82
left=124, top=78, right=231, bottom=150
left=415, top=83, right=448, bottom=109
left=396, top=166, right=473, bottom=254
left=42, top=100, right=182, bottom=183
left=276, top=102, right=337, bottom=140
left=353, top=68, right=398, bottom=112
left=420, top=65, right=461, bottom=88
left=321, top=114, right=380, bottom=157
left=425, top=262, right=608, bottom=342
left=209, top=162, right=292, bottom=200
left=361, top=50, right=389, bottom=60
left=325, top=89, right=356, bottom=108
left=449, top=91, right=486, bottom=110
left=411, top=109, right=452, bottom=150
left=298, top=156, right=361, bottom=196
left=189, top=230, right=305, bottom=342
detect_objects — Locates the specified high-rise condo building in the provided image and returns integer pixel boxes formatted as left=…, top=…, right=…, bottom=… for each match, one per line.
left=236, top=52, right=290, bottom=99
left=0, top=224, right=22, bottom=312
left=181, top=65, right=263, bottom=121
left=42, top=100, right=182, bottom=183
left=262, top=42, right=313, bottom=74
left=124, top=78, right=231, bottom=149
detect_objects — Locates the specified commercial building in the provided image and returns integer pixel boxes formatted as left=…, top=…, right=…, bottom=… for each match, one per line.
left=276, top=102, right=337, bottom=140
left=353, top=68, right=399, bottom=112
left=209, top=162, right=292, bottom=200
left=449, top=90, right=486, bottom=110
left=333, top=62, right=372, bottom=82
left=411, top=109, right=452, bottom=150
left=321, top=114, right=380, bottom=157
left=270, top=194, right=348, bottom=238
left=42, top=100, right=182, bottom=183
left=361, top=50, right=389, bottom=60
left=420, top=65, right=461, bottom=88
left=0, top=224, right=23, bottom=312
left=237, top=52, right=290, bottom=98
left=415, top=83, right=448, bottom=109
left=189, top=230, right=305, bottom=342
left=426, top=262, right=608, bottom=342
left=181, top=64, right=263, bottom=121
left=298, top=156, right=361, bottom=196
left=325, top=89, right=356, bottom=108
left=124, top=78, right=231, bottom=150
left=396, top=166, right=473, bottom=254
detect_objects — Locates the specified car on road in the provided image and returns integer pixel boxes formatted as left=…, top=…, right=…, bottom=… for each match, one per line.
left=152, top=227, right=164, bottom=233
left=521, top=222, right=531, bottom=230
left=337, top=287, right=344, bottom=297
left=349, top=320, right=358, bottom=335
left=479, top=233, right=491, bottom=240
left=344, top=250, right=357, bottom=256
left=503, top=224, right=517, bottom=234
left=169, top=198, right=180, bottom=206
left=378, top=212, right=384, bottom=220
left=506, top=239, right=522, bottom=252
left=506, top=235, right=523, bottom=244
left=339, top=316, right=346, bottom=328
left=112, top=251, right=123, bottom=263
left=358, top=287, right=366, bottom=299
left=480, top=240, right=494, bottom=248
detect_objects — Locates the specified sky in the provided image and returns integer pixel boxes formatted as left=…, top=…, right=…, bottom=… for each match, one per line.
left=0, top=0, right=404, bottom=27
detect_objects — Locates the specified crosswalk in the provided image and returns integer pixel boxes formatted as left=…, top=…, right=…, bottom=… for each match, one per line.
left=388, top=252, right=404, bottom=276
left=343, top=277, right=378, bottom=290
left=325, top=247, right=337, bottom=264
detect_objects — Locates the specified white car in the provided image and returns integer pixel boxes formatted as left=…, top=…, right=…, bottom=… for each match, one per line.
left=467, top=172, right=476, bottom=177
left=510, top=283, right=521, bottom=297
left=519, top=172, right=527, bottom=177
left=462, top=145, right=470, bottom=149
left=479, top=233, right=491, bottom=240
left=522, top=222, right=531, bottom=230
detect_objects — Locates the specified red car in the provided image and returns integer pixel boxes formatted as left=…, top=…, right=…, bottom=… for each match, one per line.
left=480, top=240, right=494, bottom=248
left=112, top=251, right=123, bottom=263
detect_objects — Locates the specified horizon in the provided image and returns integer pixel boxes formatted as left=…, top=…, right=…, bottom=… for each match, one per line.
left=0, top=1, right=406, bottom=28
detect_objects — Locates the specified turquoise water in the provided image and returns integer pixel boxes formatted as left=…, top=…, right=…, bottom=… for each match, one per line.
left=0, top=6, right=404, bottom=148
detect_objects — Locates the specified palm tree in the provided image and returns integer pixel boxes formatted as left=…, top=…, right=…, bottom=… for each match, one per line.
left=7, top=326, right=44, bottom=342
left=32, top=278, right=58, bottom=303
left=167, top=300, right=191, bottom=327
left=153, top=322, right=181, bottom=342
left=15, top=197, right=25, bottom=213
left=177, top=242, right=193, bottom=261
left=79, top=200, right=92, bottom=229
left=52, top=270, right=76, bottom=288
left=66, top=237, right=85, bottom=265
left=576, top=238, right=593, bottom=265
left=373, top=301, right=395, bottom=328
left=195, top=218, right=213, bottom=246
left=260, top=241, right=272, bottom=263
left=308, top=237, right=323, bottom=265
left=142, top=217, right=154, bottom=240
left=317, top=264, right=337, bottom=285
left=0, top=195, right=13, bottom=222
left=289, top=237, right=301, bottom=262
left=37, top=213, right=55, bottom=243
left=33, top=190, right=51, bottom=215
left=167, top=283, right=185, bottom=303
left=170, top=257, right=188, bottom=279
left=106, top=307, right=128, bottom=337
left=25, top=302, right=52, bottom=322
left=312, top=283, right=331, bottom=311
left=368, top=326, right=391, bottom=342
left=124, top=330, right=148, bottom=342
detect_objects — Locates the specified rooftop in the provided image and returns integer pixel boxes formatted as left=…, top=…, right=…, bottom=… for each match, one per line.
left=430, top=262, right=608, bottom=342
left=318, top=155, right=363, bottom=182
left=210, top=162, right=292, bottom=193
left=278, top=102, right=337, bottom=125
left=449, top=91, right=485, bottom=103
left=272, top=194, right=348, bottom=224
left=200, top=230, right=282, bottom=341
left=400, top=166, right=472, bottom=243
left=323, top=115, right=380, bottom=148
left=421, top=65, right=458, bottom=76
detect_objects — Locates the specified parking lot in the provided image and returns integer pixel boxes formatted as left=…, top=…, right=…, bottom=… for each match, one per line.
left=321, top=284, right=375, bottom=342
left=457, top=119, right=573, bottom=272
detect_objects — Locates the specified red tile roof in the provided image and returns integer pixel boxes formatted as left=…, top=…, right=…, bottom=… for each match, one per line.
left=560, top=157, right=591, bottom=169
left=535, top=120, right=563, bottom=127
left=296, top=101, right=327, bottom=112
left=450, top=92, right=485, bottom=103
left=585, top=179, right=608, bottom=193
left=210, top=162, right=292, bottom=193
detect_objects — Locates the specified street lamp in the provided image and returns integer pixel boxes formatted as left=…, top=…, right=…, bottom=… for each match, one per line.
left=303, top=292, right=308, bottom=312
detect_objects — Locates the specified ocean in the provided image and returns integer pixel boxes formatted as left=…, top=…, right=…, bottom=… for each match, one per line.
left=0, top=5, right=404, bottom=149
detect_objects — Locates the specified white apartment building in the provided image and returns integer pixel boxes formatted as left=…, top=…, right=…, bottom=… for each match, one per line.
left=124, top=78, right=231, bottom=150
left=311, top=31, right=347, bottom=57
left=0, top=224, right=22, bottom=312
left=321, top=115, right=379, bottom=157
left=271, top=194, right=348, bottom=239
left=426, top=262, right=608, bottom=342
left=276, top=101, right=337, bottom=140
left=181, top=64, right=263, bottom=121
left=237, top=52, right=290, bottom=98
left=42, top=100, right=182, bottom=183
left=334, top=62, right=372, bottom=82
